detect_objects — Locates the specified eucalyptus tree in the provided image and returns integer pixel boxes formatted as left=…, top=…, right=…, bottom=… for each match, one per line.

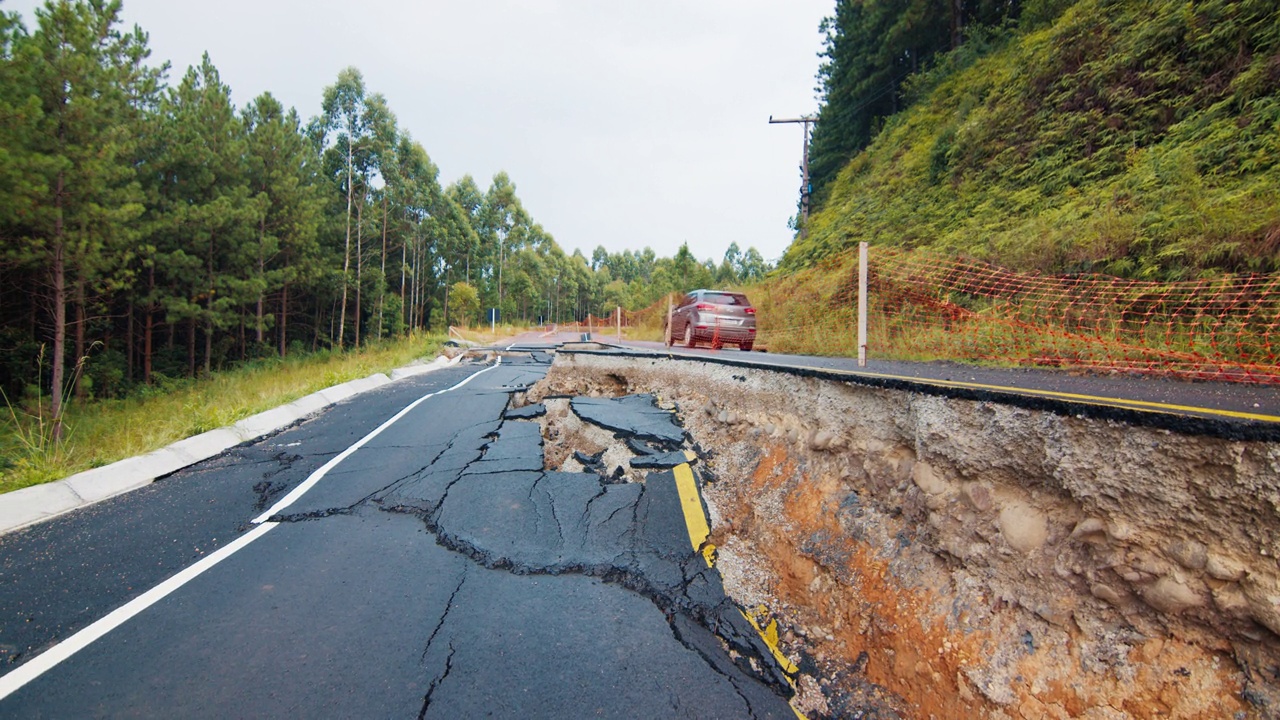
left=480, top=171, right=526, bottom=315
left=316, top=66, right=370, bottom=348
left=386, top=135, right=441, bottom=336
left=590, top=245, right=608, bottom=272
left=428, top=191, right=480, bottom=329
left=738, top=247, right=770, bottom=282
left=15, top=0, right=162, bottom=435
left=345, top=91, right=400, bottom=346
left=445, top=175, right=483, bottom=284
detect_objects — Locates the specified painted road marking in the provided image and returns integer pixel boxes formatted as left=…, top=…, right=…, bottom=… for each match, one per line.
left=0, top=360, right=502, bottom=702
left=647, top=346, right=1280, bottom=424
left=740, top=609, right=800, bottom=676
left=0, top=521, right=277, bottom=701
left=671, top=461, right=808, bottom=720
left=672, top=463, right=715, bottom=567
left=819, top=366, right=1280, bottom=423
left=253, top=358, right=501, bottom=523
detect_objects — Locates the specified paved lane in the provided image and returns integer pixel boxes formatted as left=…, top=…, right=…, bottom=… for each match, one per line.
left=607, top=339, right=1280, bottom=430
left=0, top=361, right=489, bottom=672
left=0, top=350, right=796, bottom=718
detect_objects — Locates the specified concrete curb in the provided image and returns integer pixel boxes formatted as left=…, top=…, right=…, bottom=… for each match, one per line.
left=0, top=353, right=463, bottom=537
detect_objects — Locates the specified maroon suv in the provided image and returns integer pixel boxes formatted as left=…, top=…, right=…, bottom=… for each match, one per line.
left=664, top=290, right=757, bottom=350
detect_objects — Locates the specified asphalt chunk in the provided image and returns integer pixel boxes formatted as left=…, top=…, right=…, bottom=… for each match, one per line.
left=570, top=394, right=686, bottom=447
left=631, top=450, right=697, bottom=470
left=504, top=403, right=546, bottom=420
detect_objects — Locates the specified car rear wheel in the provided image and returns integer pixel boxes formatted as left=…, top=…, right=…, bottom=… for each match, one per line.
left=683, top=324, right=697, bottom=348
left=740, top=341, right=753, bottom=351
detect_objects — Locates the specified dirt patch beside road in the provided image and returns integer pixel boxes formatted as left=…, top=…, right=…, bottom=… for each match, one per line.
left=529, top=351, right=1280, bottom=719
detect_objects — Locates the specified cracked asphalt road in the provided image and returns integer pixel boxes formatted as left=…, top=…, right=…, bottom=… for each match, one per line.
left=0, top=349, right=794, bottom=718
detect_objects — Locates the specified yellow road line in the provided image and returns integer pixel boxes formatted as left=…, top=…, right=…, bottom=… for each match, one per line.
left=671, top=462, right=808, bottom=719
left=740, top=610, right=800, bottom=677
left=804, top=366, right=1280, bottom=424
left=627, top=347, right=1279, bottom=423
left=672, top=463, right=715, bottom=567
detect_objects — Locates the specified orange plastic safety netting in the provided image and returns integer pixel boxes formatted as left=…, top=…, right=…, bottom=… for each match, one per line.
left=867, top=248, right=1280, bottom=383
left=556, top=250, right=1280, bottom=384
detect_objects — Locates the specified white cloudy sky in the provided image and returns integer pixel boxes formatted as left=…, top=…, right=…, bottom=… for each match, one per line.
left=8, top=0, right=831, bottom=265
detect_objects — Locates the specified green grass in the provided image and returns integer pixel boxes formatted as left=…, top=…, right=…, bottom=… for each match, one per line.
left=788, top=0, right=1280, bottom=280
left=0, top=332, right=447, bottom=495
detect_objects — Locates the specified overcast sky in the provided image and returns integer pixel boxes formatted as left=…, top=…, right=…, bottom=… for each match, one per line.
left=8, top=0, right=830, bottom=265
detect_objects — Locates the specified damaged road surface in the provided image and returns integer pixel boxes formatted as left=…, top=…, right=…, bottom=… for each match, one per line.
left=0, top=349, right=796, bottom=719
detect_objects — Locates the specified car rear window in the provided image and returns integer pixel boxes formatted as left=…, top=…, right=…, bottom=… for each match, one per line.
left=703, top=293, right=749, bottom=305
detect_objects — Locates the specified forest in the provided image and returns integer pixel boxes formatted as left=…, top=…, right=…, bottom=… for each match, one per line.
left=796, top=0, right=1280, bottom=278
left=0, top=1, right=771, bottom=418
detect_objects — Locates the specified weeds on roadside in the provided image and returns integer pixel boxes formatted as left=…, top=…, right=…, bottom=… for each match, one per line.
left=0, top=333, right=447, bottom=495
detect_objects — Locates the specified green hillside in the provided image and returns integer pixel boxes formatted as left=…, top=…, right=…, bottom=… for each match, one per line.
left=785, top=0, right=1280, bottom=279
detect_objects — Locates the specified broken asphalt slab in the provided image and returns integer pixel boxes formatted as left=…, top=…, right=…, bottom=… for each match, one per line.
left=503, top=403, right=546, bottom=420
left=420, top=411, right=797, bottom=707
left=570, top=394, right=686, bottom=447
left=630, top=449, right=699, bottom=470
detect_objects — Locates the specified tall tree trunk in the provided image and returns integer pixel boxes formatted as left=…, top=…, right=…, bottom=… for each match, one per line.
left=951, top=0, right=963, bottom=50
left=355, top=198, right=363, bottom=348
left=126, top=299, right=134, bottom=383
left=144, top=266, right=154, bottom=385
left=313, top=298, right=323, bottom=352
left=410, top=243, right=418, bottom=330
left=400, top=231, right=408, bottom=332
left=279, top=280, right=289, bottom=357
left=50, top=171, right=67, bottom=442
left=377, top=193, right=388, bottom=341
left=204, top=235, right=214, bottom=376
left=203, top=318, right=212, bottom=375
left=256, top=216, right=266, bottom=345
left=144, top=310, right=153, bottom=385
left=414, top=245, right=423, bottom=330
left=187, top=317, right=196, bottom=378
left=338, top=141, right=353, bottom=348
left=28, top=281, right=37, bottom=339
left=74, top=277, right=86, bottom=398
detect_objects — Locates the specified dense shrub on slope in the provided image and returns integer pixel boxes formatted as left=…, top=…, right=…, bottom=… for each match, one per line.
left=787, top=0, right=1280, bottom=279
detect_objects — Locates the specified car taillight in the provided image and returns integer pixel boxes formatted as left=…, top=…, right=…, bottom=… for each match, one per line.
left=745, top=307, right=756, bottom=314
left=696, top=303, right=715, bottom=310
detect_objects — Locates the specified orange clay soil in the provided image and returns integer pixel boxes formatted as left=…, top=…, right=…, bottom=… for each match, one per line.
left=710, top=443, right=1249, bottom=719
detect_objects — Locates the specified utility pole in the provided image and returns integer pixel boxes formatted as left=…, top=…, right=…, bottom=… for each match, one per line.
left=769, top=114, right=817, bottom=238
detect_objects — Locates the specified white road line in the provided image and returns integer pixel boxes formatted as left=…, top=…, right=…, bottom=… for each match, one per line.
left=252, top=358, right=501, bottom=523
left=0, top=359, right=502, bottom=701
left=0, top=521, right=277, bottom=701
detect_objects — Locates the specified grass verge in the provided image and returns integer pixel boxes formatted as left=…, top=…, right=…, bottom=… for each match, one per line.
left=0, top=332, right=446, bottom=495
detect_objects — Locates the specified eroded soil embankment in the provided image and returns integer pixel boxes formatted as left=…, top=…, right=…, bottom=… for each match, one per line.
left=532, top=351, right=1280, bottom=719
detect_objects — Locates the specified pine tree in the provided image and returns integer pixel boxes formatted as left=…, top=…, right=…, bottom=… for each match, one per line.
left=151, top=54, right=257, bottom=375
left=17, top=0, right=160, bottom=437
left=243, top=92, right=325, bottom=356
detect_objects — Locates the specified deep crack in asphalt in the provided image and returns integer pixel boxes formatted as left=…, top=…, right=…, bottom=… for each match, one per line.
left=261, top=361, right=796, bottom=717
